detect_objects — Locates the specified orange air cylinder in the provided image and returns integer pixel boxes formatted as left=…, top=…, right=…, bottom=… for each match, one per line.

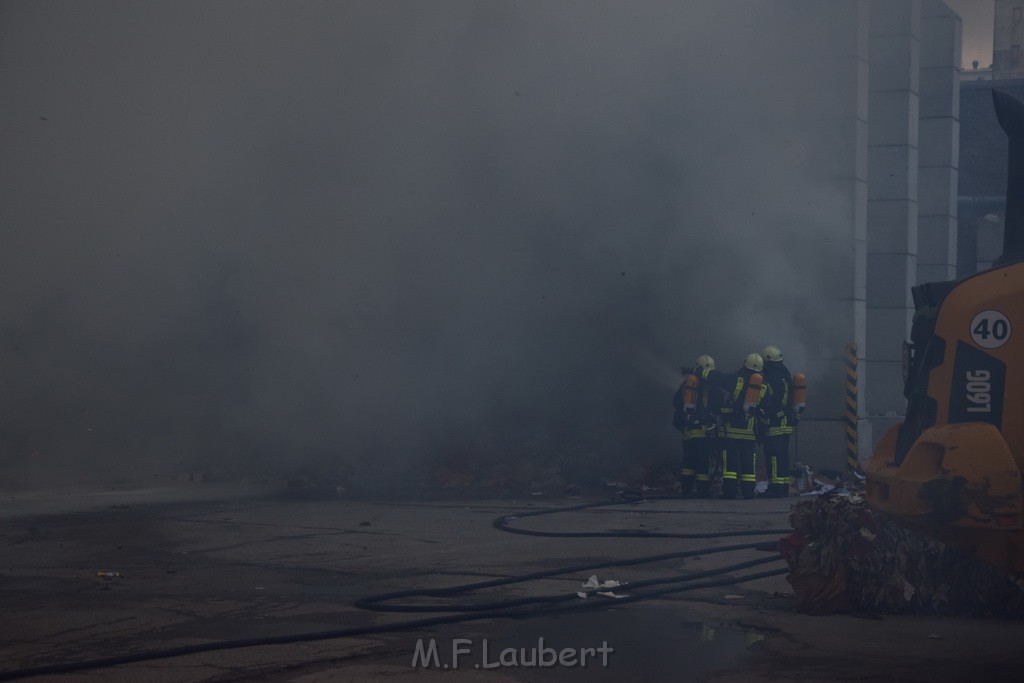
left=791, top=372, right=807, bottom=413
left=682, top=373, right=699, bottom=413
left=743, top=372, right=763, bottom=414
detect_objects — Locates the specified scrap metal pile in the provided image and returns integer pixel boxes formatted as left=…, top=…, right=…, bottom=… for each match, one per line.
left=779, top=490, right=1024, bottom=617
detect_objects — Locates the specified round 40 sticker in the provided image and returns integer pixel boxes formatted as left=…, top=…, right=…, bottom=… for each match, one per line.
left=970, top=310, right=1012, bottom=349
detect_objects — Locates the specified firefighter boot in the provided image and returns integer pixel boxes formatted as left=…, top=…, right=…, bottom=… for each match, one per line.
left=710, top=474, right=724, bottom=499
left=679, top=475, right=697, bottom=498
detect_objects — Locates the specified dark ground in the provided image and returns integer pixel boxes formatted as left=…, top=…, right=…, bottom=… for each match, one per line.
left=3, top=480, right=1024, bottom=682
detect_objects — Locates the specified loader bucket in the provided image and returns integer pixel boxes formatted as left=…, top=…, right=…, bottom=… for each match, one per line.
left=866, top=422, right=1024, bottom=572
left=866, top=422, right=1022, bottom=528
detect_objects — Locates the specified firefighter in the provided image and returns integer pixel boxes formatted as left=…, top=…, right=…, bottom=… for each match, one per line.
left=760, top=345, right=807, bottom=498
left=759, top=345, right=794, bottom=497
left=672, top=365, right=694, bottom=494
left=674, top=354, right=720, bottom=497
left=720, top=353, right=766, bottom=499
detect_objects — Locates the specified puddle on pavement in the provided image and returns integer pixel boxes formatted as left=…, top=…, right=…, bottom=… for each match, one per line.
left=488, top=607, right=763, bottom=682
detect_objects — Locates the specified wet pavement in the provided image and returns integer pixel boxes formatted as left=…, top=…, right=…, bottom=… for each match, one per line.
left=2, top=482, right=1024, bottom=681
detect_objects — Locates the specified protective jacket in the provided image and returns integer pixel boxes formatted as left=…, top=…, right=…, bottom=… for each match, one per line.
left=761, top=361, right=795, bottom=436
left=721, top=368, right=765, bottom=440
left=673, top=368, right=721, bottom=440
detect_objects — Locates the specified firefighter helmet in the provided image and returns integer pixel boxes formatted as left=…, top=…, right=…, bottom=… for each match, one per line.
left=761, top=345, right=783, bottom=362
left=744, top=353, right=764, bottom=372
left=696, top=354, right=715, bottom=372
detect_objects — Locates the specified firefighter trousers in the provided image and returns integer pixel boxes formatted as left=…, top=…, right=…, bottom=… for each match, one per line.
left=764, top=433, right=791, bottom=498
left=723, top=437, right=758, bottom=499
left=680, top=436, right=714, bottom=497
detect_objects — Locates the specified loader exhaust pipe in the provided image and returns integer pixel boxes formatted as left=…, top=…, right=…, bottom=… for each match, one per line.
left=994, top=89, right=1024, bottom=265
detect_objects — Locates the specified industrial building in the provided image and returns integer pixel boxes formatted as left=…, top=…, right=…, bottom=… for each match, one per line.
left=795, top=0, right=962, bottom=472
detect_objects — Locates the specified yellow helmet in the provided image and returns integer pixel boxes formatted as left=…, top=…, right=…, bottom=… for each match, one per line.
left=761, top=345, right=783, bottom=362
left=695, top=354, right=715, bottom=372
left=744, top=353, right=764, bottom=372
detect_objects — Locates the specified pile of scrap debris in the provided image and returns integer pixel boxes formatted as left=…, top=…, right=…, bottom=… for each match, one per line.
left=779, top=490, right=1024, bottom=617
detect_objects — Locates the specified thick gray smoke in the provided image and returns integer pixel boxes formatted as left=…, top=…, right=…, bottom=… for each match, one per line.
left=0, top=1, right=853, bottom=488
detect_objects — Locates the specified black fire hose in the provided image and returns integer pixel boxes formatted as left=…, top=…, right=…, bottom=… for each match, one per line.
left=0, top=494, right=792, bottom=681
left=355, top=492, right=790, bottom=614
left=492, top=493, right=793, bottom=539
left=356, top=545, right=783, bottom=612
left=0, top=564, right=787, bottom=681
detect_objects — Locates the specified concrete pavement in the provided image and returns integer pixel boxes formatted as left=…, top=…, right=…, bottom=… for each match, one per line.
left=2, top=482, right=1024, bottom=681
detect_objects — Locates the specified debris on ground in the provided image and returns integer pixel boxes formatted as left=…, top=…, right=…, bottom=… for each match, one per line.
left=576, top=575, right=630, bottom=599
left=581, top=575, right=624, bottom=590
left=779, top=490, right=1024, bottom=617
left=789, top=462, right=846, bottom=496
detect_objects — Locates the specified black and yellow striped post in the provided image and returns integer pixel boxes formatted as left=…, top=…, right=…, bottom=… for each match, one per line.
left=844, top=342, right=859, bottom=474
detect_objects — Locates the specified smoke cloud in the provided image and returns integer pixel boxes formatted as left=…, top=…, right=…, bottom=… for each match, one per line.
left=0, top=1, right=856, bottom=488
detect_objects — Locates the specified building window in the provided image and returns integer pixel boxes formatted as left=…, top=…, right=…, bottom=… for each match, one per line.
left=1016, top=7, right=1023, bottom=22
left=1014, top=44, right=1022, bottom=66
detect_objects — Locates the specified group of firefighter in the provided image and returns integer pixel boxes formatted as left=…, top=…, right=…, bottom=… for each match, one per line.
left=672, top=345, right=806, bottom=499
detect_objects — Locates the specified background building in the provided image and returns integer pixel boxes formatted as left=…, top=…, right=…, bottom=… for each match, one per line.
left=795, top=0, right=962, bottom=472
left=994, top=0, right=1024, bottom=79
left=959, top=1, right=1024, bottom=278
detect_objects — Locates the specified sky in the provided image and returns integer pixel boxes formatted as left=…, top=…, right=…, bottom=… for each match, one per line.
left=947, top=0, right=993, bottom=70
left=0, top=1, right=983, bottom=490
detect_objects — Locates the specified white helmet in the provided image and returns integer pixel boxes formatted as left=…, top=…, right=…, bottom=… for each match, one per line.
left=696, top=354, right=715, bottom=372
left=761, top=345, right=783, bottom=363
left=743, top=353, right=764, bottom=372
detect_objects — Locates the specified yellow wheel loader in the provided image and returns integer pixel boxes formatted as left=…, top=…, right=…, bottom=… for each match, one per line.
left=865, top=89, right=1024, bottom=574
